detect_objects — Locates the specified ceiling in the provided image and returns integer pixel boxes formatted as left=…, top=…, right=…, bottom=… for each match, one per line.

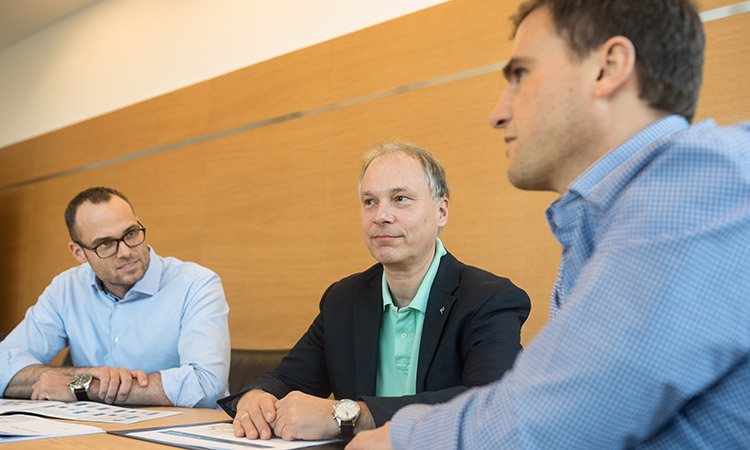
left=0, top=0, right=99, bottom=51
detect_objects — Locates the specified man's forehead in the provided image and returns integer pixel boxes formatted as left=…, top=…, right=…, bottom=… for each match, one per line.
left=512, top=7, right=557, bottom=49
left=75, top=198, right=137, bottom=238
left=362, top=155, right=428, bottom=191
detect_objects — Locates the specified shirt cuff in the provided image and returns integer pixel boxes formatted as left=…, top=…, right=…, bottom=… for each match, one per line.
left=0, top=348, right=44, bottom=396
left=160, top=365, right=205, bottom=408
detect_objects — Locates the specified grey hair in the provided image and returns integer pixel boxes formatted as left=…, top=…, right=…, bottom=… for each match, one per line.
left=358, top=141, right=450, bottom=201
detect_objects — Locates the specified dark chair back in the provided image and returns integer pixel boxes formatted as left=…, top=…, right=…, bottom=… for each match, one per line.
left=229, top=349, right=288, bottom=395
left=62, top=349, right=73, bottom=366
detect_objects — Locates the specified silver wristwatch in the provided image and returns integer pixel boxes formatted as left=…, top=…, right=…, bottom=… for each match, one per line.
left=332, top=399, right=360, bottom=438
left=66, top=373, right=93, bottom=401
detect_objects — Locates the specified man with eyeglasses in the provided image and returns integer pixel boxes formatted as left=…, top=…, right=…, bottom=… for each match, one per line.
left=0, top=187, right=230, bottom=408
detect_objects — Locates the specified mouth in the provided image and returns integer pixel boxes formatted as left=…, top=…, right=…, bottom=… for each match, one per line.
left=372, top=235, right=401, bottom=242
left=504, top=136, right=516, bottom=157
left=117, top=260, right=138, bottom=271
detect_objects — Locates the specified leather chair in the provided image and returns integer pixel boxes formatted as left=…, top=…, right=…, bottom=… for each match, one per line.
left=229, top=348, right=289, bottom=395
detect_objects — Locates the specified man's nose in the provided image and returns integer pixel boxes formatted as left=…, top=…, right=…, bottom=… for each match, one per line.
left=374, top=203, right=394, bottom=223
left=116, top=240, right=132, bottom=258
left=488, top=90, right=512, bottom=129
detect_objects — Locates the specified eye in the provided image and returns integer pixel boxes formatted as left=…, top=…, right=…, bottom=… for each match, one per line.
left=98, top=240, right=115, bottom=250
left=362, top=198, right=375, bottom=207
left=395, top=195, right=407, bottom=202
left=509, top=68, right=528, bottom=90
left=124, top=230, right=137, bottom=239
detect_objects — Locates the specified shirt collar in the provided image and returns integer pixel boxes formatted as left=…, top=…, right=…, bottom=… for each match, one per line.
left=89, top=247, right=161, bottom=301
left=547, top=115, right=691, bottom=234
left=382, top=238, right=447, bottom=313
left=568, top=115, right=690, bottom=200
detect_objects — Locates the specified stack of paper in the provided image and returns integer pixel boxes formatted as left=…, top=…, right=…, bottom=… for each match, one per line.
left=0, top=399, right=180, bottom=424
left=0, top=415, right=103, bottom=443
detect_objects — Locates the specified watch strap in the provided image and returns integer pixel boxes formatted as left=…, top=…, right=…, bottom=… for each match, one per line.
left=72, top=386, right=88, bottom=401
left=339, top=420, right=354, bottom=437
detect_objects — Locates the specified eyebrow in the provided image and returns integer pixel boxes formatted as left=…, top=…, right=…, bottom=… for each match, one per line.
left=361, top=187, right=411, bottom=198
left=89, top=223, right=139, bottom=246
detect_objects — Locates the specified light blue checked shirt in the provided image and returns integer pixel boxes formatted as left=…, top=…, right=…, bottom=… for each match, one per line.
left=0, top=248, right=230, bottom=408
left=391, top=115, right=750, bottom=449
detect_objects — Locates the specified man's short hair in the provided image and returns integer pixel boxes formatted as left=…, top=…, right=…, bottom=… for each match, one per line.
left=511, top=0, right=704, bottom=122
left=64, top=187, right=134, bottom=241
left=359, top=141, right=450, bottom=201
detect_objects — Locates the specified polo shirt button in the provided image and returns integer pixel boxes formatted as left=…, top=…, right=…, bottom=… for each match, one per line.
left=114, top=337, right=120, bottom=344
left=401, top=333, right=407, bottom=339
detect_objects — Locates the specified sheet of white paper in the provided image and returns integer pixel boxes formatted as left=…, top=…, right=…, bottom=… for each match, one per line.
left=0, top=399, right=181, bottom=424
left=129, top=422, right=339, bottom=449
left=0, top=414, right=103, bottom=443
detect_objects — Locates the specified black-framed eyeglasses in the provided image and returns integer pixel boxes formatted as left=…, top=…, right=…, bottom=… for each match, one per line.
left=77, top=222, right=147, bottom=259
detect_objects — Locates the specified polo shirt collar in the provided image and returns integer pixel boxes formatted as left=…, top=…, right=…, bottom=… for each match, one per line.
left=381, top=238, right=446, bottom=313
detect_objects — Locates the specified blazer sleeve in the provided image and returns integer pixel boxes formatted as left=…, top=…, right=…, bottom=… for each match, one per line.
left=359, top=272, right=530, bottom=426
left=217, top=283, right=338, bottom=416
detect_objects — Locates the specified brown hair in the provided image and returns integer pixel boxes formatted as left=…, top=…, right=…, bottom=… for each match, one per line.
left=64, top=187, right=134, bottom=241
left=512, top=0, right=704, bottom=122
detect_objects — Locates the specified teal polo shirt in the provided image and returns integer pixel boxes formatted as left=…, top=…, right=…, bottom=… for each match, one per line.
left=376, top=238, right=447, bottom=396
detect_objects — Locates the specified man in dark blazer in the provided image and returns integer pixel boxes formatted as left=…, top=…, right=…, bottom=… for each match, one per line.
left=219, top=142, right=530, bottom=442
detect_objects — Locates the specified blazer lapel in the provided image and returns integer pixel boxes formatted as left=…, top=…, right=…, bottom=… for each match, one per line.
left=353, top=266, right=385, bottom=396
left=416, top=252, right=459, bottom=391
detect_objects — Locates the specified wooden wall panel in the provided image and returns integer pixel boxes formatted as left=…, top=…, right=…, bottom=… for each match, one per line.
left=0, top=187, right=34, bottom=323
left=1, top=0, right=748, bottom=354
left=695, top=13, right=750, bottom=124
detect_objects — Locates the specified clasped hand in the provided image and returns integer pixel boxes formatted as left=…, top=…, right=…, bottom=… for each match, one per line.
left=31, top=366, right=148, bottom=404
left=233, top=390, right=339, bottom=441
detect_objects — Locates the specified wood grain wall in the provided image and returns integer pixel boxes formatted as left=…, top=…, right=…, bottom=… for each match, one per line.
left=1, top=0, right=748, bottom=351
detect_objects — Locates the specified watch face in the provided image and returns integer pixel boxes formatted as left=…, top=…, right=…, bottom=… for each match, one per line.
left=334, top=400, right=360, bottom=421
left=67, top=373, right=93, bottom=389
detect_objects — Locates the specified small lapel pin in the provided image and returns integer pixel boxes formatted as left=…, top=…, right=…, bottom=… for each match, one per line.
left=439, top=306, right=445, bottom=315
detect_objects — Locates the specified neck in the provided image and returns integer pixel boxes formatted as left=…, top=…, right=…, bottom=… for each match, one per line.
left=553, top=105, right=669, bottom=193
left=383, top=249, right=435, bottom=309
left=102, top=281, right=132, bottom=300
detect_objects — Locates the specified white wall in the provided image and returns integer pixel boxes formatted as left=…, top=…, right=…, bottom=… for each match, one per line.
left=0, top=0, right=449, bottom=149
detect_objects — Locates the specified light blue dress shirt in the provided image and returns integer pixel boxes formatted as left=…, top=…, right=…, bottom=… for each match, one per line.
left=376, top=238, right=446, bottom=396
left=0, top=247, right=230, bottom=408
left=390, top=116, right=750, bottom=448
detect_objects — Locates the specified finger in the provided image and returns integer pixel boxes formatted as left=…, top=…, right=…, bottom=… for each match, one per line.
left=133, top=370, right=149, bottom=386
left=117, top=369, right=134, bottom=402
left=249, top=406, right=273, bottom=439
left=96, top=368, right=112, bottom=401
left=233, top=412, right=249, bottom=437
left=104, top=368, right=121, bottom=404
left=259, top=395, right=277, bottom=423
left=238, top=411, right=265, bottom=439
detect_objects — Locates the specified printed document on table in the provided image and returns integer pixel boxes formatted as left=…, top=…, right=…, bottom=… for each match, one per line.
left=0, top=399, right=180, bottom=424
left=0, top=414, right=103, bottom=443
left=114, top=421, right=340, bottom=449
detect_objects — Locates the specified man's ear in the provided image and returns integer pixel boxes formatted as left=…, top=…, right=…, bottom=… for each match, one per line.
left=436, top=197, right=449, bottom=228
left=68, top=241, right=88, bottom=264
left=592, top=35, right=637, bottom=98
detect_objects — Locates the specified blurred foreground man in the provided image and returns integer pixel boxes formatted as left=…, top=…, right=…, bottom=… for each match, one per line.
left=349, top=0, right=750, bottom=448
left=220, top=142, right=530, bottom=442
left=0, top=187, right=230, bottom=408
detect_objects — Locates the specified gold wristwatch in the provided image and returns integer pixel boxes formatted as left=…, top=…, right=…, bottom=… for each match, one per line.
left=66, top=373, right=93, bottom=401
